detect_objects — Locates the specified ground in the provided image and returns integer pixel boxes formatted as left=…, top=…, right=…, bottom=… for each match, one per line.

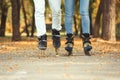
left=0, top=36, right=120, bottom=80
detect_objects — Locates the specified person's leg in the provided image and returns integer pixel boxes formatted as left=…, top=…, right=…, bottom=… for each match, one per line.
left=65, top=0, right=75, bottom=34
left=33, top=0, right=47, bottom=50
left=49, top=0, right=62, bottom=31
left=49, top=0, right=61, bottom=52
left=65, top=0, right=75, bottom=55
left=34, top=0, right=46, bottom=37
left=80, top=0, right=90, bottom=34
left=80, top=0, right=92, bottom=55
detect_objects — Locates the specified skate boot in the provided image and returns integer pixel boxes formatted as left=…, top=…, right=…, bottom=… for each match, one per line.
left=82, top=33, right=92, bottom=56
left=38, top=34, right=47, bottom=57
left=52, top=29, right=61, bottom=55
left=65, top=34, right=74, bottom=56
left=38, top=34, right=47, bottom=50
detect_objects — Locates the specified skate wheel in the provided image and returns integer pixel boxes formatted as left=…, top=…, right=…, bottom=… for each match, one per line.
left=84, top=45, right=92, bottom=56
left=84, top=50, right=91, bottom=56
left=38, top=50, right=46, bottom=58
left=55, top=48, right=59, bottom=56
left=67, top=51, right=73, bottom=56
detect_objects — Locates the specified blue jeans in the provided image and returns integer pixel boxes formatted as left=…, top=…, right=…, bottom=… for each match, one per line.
left=65, top=0, right=90, bottom=34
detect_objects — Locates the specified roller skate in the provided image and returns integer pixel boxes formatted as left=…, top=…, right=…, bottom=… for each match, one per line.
left=52, top=29, right=61, bottom=56
left=38, top=34, right=47, bottom=57
left=65, top=34, right=74, bottom=56
left=82, top=33, right=92, bottom=56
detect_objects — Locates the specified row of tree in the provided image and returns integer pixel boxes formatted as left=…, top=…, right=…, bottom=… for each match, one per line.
left=0, top=0, right=35, bottom=41
left=0, top=0, right=120, bottom=41
left=93, top=0, right=116, bottom=41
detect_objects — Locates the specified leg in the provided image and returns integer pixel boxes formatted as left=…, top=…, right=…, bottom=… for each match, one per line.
left=80, top=0, right=90, bottom=34
left=49, top=0, right=62, bottom=31
left=49, top=0, right=62, bottom=55
left=33, top=0, right=46, bottom=37
left=65, top=0, right=75, bottom=56
left=80, top=0, right=92, bottom=56
left=65, top=34, right=74, bottom=56
left=33, top=0, right=47, bottom=50
left=65, top=0, right=75, bottom=34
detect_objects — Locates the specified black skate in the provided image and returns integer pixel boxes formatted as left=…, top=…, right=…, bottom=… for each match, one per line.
left=82, top=33, right=92, bottom=56
left=38, top=34, right=47, bottom=57
left=52, top=29, right=61, bottom=56
left=65, top=34, right=74, bottom=56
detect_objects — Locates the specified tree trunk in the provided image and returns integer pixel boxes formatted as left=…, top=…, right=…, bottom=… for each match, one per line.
left=0, top=5, right=8, bottom=37
left=102, top=0, right=116, bottom=41
left=0, top=0, right=3, bottom=11
left=21, top=0, right=29, bottom=37
left=93, top=0, right=103, bottom=37
left=89, top=9, right=93, bottom=35
left=31, top=11, right=35, bottom=37
left=11, top=0, right=21, bottom=41
left=89, top=0, right=96, bottom=36
left=31, top=1, right=35, bottom=37
left=73, top=15, right=78, bottom=36
left=0, top=0, right=3, bottom=36
left=0, top=7, right=8, bottom=37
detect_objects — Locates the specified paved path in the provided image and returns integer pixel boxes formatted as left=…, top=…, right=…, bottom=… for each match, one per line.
left=0, top=53, right=120, bottom=80
left=0, top=37, right=120, bottom=80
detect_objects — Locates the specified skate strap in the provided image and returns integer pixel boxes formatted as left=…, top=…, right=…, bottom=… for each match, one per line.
left=42, top=40, right=47, bottom=42
left=66, top=37, right=74, bottom=44
left=66, top=43, right=73, bottom=47
left=53, top=35, right=60, bottom=37
left=83, top=42, right=91, bottom=47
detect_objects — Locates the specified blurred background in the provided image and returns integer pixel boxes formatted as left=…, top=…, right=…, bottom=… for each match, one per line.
left=0, top=0, right=120, bottom=41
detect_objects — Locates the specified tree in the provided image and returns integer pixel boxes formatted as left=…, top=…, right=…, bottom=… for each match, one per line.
left=116, top=0, right=120, bottom=23
left=93, top=0, right=103, bottom=37
left=30, top=0, right=35, bottom=37
left=21, top=0, right=29, bottom=37
left=102, top=0, right=116, bottom=41
left=11, top=0, right=21, bottom=41
left=0, top=0, right=9, bottom=37
left=0, top=0, right=4, bottom=36
left=20, top=0, right=35, bottom=37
